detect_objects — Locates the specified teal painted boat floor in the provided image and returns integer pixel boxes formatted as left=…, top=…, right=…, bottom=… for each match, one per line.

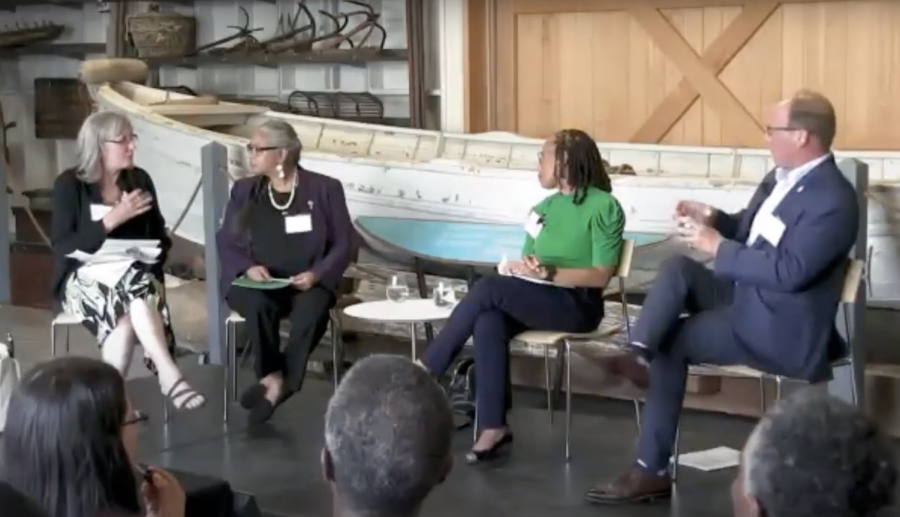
left=355, top=216, right=666, bottom=265
left=118, top=362, right=900, bottom=517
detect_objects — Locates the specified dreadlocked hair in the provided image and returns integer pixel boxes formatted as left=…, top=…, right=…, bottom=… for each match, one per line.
left=553, top=129, right=612, bottom=205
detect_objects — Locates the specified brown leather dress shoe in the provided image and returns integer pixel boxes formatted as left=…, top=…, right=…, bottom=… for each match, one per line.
left=584, top=466, right=672, bottom=505
left=608, top=353, right=651, bottom=389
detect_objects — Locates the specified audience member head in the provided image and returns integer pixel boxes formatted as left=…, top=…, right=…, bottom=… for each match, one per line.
left=0, top=480, right=51, bottom=517
left=246, top=119, right=302, bottom=177
left=733, top=389, right=896, bottom=517
left=539, top=129, right=612, bottom=203
left=322, top=355, right=453, bottom=517
left=2, top=357, right=144, bottom=517
left=765, top=89, right=836, bottom=169
left=76, top=111, right=136, bottom=183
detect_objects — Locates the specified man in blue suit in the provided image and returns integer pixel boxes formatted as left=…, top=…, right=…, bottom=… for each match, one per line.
left=585, top=90, right=860, bottom=505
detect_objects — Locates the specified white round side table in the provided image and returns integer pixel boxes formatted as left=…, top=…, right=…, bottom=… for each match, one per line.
left=343, top=299, right=453, bottom=359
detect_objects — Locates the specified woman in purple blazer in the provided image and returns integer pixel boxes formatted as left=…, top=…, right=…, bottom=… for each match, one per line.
left=216, top=119, right=353, bottom=424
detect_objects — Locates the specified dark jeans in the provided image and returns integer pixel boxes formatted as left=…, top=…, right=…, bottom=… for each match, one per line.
left=420, top=275, right=603, bottom=429
left=227, top=285, right=334, bottom=393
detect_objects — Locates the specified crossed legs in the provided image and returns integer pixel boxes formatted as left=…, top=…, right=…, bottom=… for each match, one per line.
left=101, top=300, right=205, bottom=410
left=418, top=275, right=601, bottom=455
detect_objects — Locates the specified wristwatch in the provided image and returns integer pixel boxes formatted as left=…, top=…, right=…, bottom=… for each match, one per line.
left=544, top=265, right=557, bottom=281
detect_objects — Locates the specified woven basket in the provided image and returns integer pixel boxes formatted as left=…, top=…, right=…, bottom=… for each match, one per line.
left=126, top=6, right=195, bottom=59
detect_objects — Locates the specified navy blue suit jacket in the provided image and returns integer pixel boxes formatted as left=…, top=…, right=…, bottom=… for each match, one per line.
left=215, top=170, right=353, bottom=297
left=713, top=156, right=859, bottom=382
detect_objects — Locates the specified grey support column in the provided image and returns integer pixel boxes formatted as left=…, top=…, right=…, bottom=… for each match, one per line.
left=833, top=158, right=868, bottom=406
left=0, top=126, right=10, bottom=304
left=201, top=142, right=229, bottom=365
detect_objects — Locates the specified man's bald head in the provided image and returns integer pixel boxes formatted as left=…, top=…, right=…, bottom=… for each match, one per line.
left=787, top=89, right=837, bottom=149
left=766, top=89, right=836, bottom=168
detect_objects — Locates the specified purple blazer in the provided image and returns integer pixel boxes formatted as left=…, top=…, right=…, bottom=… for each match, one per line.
left=215, top=170, right=353, bottom=296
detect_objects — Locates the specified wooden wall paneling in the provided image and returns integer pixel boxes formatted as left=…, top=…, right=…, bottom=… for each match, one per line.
left=494, top=0, right=516, bottom=131
left=490, top=0, right=900, bottom=150
left=463, top=0, right=490, bottom=132
left=629, top=0, right=779, bottom=143
left=628, top=1, right=765, bottom=144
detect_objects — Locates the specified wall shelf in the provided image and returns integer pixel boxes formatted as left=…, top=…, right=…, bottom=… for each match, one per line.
left=144, top=49, right=409, bottom=69
left=0, top=0, right=193, bottom=11
left=0, top=43, right=106, bottom=59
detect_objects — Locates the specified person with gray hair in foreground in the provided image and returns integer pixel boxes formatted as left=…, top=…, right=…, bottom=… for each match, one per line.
left=733, top=389, right=897, bottom=517
left=322, top=355, right=454, bottom=517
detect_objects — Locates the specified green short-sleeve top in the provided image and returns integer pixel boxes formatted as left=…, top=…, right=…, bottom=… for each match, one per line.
left=521, top=186, right=626, bottom=268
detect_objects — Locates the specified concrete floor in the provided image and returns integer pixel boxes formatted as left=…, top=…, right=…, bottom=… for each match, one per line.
left=7, top=304, right=900, bottom=517
left=113, top=361, right=898, bottom=517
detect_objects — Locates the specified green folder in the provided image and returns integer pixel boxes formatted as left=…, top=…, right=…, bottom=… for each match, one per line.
left=231, top=277, right=292, bottom=290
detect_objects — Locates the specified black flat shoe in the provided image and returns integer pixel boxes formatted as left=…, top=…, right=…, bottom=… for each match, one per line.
left=239, top=384, right=266, bottom=410
left=466, top=433, right=514, bottom=465
left=247, top=389, right=293, bottom=426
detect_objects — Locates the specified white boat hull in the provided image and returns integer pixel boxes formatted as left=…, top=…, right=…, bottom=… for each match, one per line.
left=95, top=83, right=900, bottom=301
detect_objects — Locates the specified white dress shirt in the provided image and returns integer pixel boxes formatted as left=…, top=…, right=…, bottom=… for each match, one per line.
left=746, top=154, right=831, bottom=246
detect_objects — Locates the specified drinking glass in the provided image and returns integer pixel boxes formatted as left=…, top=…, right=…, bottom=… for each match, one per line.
left=385, top=275, right=411, bottom=302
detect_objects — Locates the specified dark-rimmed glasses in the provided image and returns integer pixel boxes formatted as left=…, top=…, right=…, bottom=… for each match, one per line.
left=123, top=410, right=149, bottom=426
left=246, top=144, right=278, bottom=154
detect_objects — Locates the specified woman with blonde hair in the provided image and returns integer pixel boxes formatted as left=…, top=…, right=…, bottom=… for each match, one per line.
left=50, top=111, right=205, bottom=411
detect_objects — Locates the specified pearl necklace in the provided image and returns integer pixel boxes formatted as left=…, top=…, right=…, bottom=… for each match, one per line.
left=268, top=173, right=298, bottom=214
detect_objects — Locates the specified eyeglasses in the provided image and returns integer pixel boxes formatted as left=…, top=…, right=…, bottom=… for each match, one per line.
left=246, top=144, right=278, bottom=154
left=106, top=134, right=138, bottom=145
left=764, top=125, right=801, bottom=135
left=123, top=410, right=149, bottom=426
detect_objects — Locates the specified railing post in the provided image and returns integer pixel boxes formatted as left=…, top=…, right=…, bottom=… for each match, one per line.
left=833, top=158, right=868, bottom=407
left=201, top=142, right=229, bottom=365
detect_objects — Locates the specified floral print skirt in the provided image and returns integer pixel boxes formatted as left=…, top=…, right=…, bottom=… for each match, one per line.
left=61, top=263, right=176, bottom=375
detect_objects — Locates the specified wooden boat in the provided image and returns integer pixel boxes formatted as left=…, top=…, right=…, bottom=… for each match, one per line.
left=355, top=215, right=670, bottom=279
left=93, top=82, right=900, bottom=300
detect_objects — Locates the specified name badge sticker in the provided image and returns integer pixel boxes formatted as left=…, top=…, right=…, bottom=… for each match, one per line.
left=90, top=204, right=112, bottom=221
left=524, top=210, right=543, bottom=238
left=285, top=214, right=313, bottom=234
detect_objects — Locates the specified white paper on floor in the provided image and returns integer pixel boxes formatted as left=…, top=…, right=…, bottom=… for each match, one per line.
left=677, top=446, right=741, bottom=472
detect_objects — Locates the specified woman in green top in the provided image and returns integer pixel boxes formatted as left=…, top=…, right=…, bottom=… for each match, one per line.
left=417, top=129, right=626, bottom=464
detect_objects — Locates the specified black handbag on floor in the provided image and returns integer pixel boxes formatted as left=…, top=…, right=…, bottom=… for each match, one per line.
left=445, top=357, right=476, bottom=430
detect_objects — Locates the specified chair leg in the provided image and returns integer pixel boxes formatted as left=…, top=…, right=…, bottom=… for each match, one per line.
left=50, top=323, right=56, bottom=357
left=619, top=277, right=632, bottom=341
left=163, top=397, right=170, bottom=423
left=223, top=320, right=232, bottom=422
left=543, top=345, right=553, bottom=425
left=65, top=326, right=71, bottom=354
left=330, top=313, right=342, bottom=389
left=230, top=321, right=239, bottom=403
left=564, top=339, right=572, bottom=461
left=849, top=358, right=859, bottom=406
left=671, top=426, right=680, bottom=482
left=632, top=399, right=642, bottom=433
left=775, top=376, right=784, bottom=402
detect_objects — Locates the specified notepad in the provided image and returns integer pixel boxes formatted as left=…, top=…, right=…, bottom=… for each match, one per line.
left=677, top=446, right=741, bottom=472
left=231, top=277, right=292, bottom=290
left=68, top=239, right=161, bottom=287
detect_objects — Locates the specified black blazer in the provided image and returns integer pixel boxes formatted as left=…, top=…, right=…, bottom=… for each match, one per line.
left=49, top=167, right=172, bottom=309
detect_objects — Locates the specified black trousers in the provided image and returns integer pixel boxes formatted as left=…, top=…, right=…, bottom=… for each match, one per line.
left=420, top=275, right=602, bottom=429
left=630, top=255, right=764, bottom=472
left=227, top=285, right=335, bottom=392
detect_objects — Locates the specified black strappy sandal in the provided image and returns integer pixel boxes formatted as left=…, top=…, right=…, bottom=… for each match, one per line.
left=165, top=378, right=206, bottom=411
